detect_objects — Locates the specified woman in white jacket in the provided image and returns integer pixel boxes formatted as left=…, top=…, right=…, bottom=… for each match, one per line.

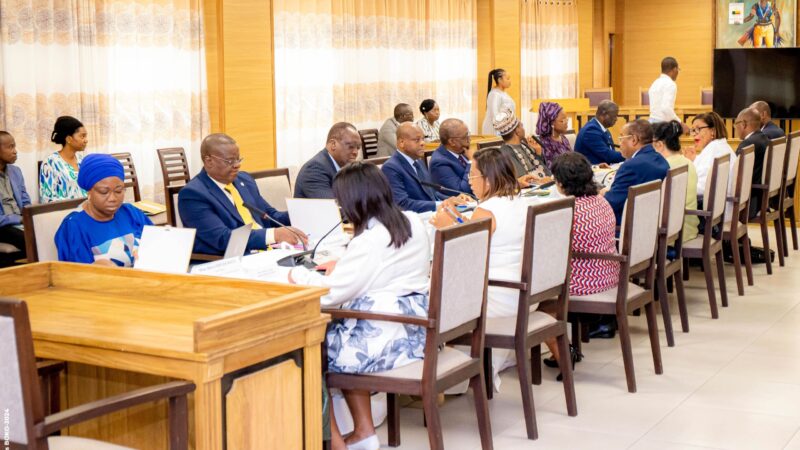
left=688, top=112, right=736, bottom=200
left=481, top=68, right=516, bottom=135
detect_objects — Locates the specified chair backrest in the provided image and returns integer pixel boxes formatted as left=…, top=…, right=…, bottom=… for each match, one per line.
left=700, top=87, right=713, bottom=105
left=523, top=198, right=575, bottom=298
left=157, top=147, right=191, bottom=187
left=363, top=156, right=390, bottom=168
left=0, top=299, right=44, bottom=448
left=165, top=185, right=184, bottom=227
left=250, top=168, right=291, bottom=210
left=358, top=129, right=379, bottom=160
left=702, top=154, right=731, bottom=224
left=639, top=87, right=650, bottom=106
left=727, top=145, right=756, bottom=222
left=619, top=181, right=662, bottom=270
left=784, top=131, right=800, bottom=187
left=765, top=137, right=787, bottom=193
left=430, top=219, right=491, bottom=341
left=22, top=198, right=85, bottom=262
left=660, top=165, right=690, bottom=242
left=583, top=87, right=613, bottom=107
left=564, top=129, right=577, bottom=150
left=110, top=152, right=141, bottom=203
left=477, top=139, right=502, bottom=151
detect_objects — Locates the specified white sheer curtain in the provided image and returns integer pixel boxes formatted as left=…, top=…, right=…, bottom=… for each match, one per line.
left=274, top=0, right=477, bottom=169
left=0, top=0, right=209, bottom=202
left=520, top=0, right=579, bottom=131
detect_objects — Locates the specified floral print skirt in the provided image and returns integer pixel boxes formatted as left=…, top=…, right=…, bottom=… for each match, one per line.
left=327, top=293, right=428, bottom=374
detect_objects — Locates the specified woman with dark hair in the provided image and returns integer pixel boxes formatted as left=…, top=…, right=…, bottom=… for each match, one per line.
left=536, top=101, right=572, bottom=168
left=416, top=99, right=441, bottom=142
left=482, top=68, right=515, bottom=135
left=289, top=162, right=430, bottom=450
left=653, top=120, right=699, bottom=242
left=688, top=111, right=736, bottom=199
left=40, top=115, right=89, bottom=203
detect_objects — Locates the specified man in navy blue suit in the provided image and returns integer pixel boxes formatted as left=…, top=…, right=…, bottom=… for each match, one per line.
left=381, top=123, right=468, bottom=213
left=603, top=119, right=669, bottom=225
left=429, top=118, right=473, bottom=196
left=574, top=100, right=626, bottom=165
left=294, top=122, right=361, bottom=199
left=751, top=101, right=785, bottom=140
left=179, top=133, right=307, bottom=255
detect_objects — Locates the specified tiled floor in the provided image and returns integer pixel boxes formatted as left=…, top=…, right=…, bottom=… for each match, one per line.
left=376, top=228, right=800, bottom=449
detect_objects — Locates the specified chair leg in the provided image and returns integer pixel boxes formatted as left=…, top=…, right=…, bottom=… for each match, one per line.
left=644, top=301, right=663, bottom=375
left=387, top=393, right=400, bottom=447
left=483, top=347, right=493, bottom=400
left=761, top=219, right=773, bottom=275
left=774, top=215, right=786, bottom=267
left=781, top=209, right=790, bottom=257
left=617, top=313, right=637, bottom=393
left=683, top=258, right=690, bottom=281
left=656, top=266, right=675, bottom=347
left=673, top=272, right=690, bottom=333
left=702, top=253, right=719, bottom=319
left=469, top=372, right=494, bottom=450
left=790, top=206, right=798, bottom=250
left=531, top=345, right=542, bottom=386
left=742, top=235, right=755, bottom=286
left=730, top=235, right=745, bottom=296
left=422, top=390, right=444, bottom=450
left=168, top=394, right=190, bottom=450
left=556, top=334, right=577, bottom=416
left=515, top=346, right=538, bottom=440
left=580, top=322, right=590, bottom=343
left=715, top=249, right=729, bottom=308
left=570, top=316, right=582, bottom=356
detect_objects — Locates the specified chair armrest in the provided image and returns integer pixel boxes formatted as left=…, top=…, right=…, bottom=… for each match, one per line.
left=36, top=360, right=66, bottom=377
left=751, top=184, right=769, bottom=191
left=572, top=251, right=627, bottom=262
left=488, top=279, right=527, bottom=290
left=685, top=209, right=711, bottom=217
left=191, top=253, right=222, bottom=262
left=37, top=381, right=195, bottom=437
left=726, top=196, right=737, bottom=202
left=322, top=308, right=435, bottom=328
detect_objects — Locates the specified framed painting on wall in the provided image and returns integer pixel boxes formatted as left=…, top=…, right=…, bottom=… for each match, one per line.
left=716, top=0, right=796, bottom=48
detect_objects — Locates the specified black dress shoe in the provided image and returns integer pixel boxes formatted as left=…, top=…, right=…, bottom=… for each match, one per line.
left=587, top=324, right=616, bottom=339
left=556, top=346, right=581, bottom=382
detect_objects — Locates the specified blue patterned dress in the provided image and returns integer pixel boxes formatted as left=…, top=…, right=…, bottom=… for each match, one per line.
left=39, top=152, right=86, bottom=203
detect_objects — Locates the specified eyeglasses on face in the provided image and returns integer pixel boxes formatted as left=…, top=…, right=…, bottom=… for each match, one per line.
left=209, top=154, right=245, bottom=167
left=689, top=126, right=711, bottom=135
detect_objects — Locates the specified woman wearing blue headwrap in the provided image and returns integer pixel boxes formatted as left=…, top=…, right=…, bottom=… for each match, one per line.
left=54, top=153, right=152, bottom=267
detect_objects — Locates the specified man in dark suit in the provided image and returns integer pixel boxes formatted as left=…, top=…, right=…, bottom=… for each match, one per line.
left=574, top=100, right=626, bottom=165
left=382, top=123, right=467, bottom=213
left=735, top=107, right=771, bottom=218
left=429, top=118, right=473, bottom=196
left=603, top=119, right=670, bottom=225
left=751, top=101, right=785, bottom=140
left=294, top=122, right=361, bottom=199
left=0, top=131, right=30, bottom=265
left=179, top=133, right=307, bottom=255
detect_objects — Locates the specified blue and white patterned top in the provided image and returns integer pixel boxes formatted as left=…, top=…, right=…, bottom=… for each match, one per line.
left=39, top=152, right=86, bottom=203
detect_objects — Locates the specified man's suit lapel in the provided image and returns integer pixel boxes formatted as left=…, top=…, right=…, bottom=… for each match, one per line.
left=399, top=154, right=436, bottom=201
left=199, top=170, right=243, bottom=225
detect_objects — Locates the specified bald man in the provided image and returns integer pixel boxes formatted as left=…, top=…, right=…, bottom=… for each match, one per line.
left=750, top=101, right=785, bottom=140
left=179, top=133, right=307, bottom=255
left=428, top=118, right=473, bottom=196
left=734, top=108, right=770, bottom=218
left=381, top=123, right=467, bottom=213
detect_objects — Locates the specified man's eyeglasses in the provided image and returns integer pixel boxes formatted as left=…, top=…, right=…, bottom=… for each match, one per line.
left=209, top=154, right=245, bottom=167
left=618, top=134, right=633, bottom=141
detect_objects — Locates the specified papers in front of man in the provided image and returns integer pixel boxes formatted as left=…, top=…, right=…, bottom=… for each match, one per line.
left=190, top=249, right=303, bottom=283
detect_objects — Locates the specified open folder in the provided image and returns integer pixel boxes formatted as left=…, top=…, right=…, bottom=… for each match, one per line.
left=134, top=226, right=196, bottom=274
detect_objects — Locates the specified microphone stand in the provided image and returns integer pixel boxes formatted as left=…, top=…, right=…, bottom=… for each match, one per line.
left=242, top=201, right=312, bottom=267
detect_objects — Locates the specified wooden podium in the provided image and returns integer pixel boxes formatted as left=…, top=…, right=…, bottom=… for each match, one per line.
left=0, top=262, right=329, bottom=450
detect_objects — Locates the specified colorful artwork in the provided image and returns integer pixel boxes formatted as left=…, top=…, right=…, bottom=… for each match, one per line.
left=716, top=0, right=796, bottom=48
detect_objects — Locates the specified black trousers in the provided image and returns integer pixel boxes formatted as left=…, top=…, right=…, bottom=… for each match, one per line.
left=0, top=225, right=26, bottom=266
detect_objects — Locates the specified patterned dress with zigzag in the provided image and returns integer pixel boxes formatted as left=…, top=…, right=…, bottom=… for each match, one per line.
left=570, top=195, right=620, bottom=296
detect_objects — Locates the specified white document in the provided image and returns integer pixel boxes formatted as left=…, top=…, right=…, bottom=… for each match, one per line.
left=190, top=249, right=301, bottom=283
left=285, top=198, right=346, bottom=248
left=224, top=224, right=252, bottom=259
left=134, top=226, right=195, bottom=274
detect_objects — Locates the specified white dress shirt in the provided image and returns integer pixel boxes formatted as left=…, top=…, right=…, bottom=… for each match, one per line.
left=290, top=211, right=431, bottom=307
left=209, top=177, right=276, bottom=244
left=694, top=138, right=737, bottom=197
left=648, top=74, right=680, bottom=123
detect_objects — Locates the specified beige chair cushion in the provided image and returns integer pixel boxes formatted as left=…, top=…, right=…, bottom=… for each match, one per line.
left=570, top=282, right=645, bottom=304
left=363, top=347, right=472, bottom=381
left=49, top=436, right=133, bottom=450
left=0, top=242, right=20, bottom=253
left=485, top=310, right=557, bottom=337
left=682, top=235, right=720, bottom=250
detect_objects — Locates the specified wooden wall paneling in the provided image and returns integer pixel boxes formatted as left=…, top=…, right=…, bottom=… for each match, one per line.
left=578, top=0, right=595, bottom=93
left=476, top=0, right=520, bottom=131
left=476, top=0, right=493, bottom=133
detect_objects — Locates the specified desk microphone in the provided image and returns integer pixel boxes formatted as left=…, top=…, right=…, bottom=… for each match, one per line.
left=417, top=178, right=477, bottom=200
left=530, top=135, right=546, bottom=148
left=242, top=201, right=312, bottom=267
left=310, top=219, right=344, bottom=262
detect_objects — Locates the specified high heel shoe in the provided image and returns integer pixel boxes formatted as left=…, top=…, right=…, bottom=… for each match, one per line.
left=556, top=345, right=580, bottom=382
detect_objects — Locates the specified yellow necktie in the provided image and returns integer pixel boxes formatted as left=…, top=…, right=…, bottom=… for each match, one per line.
left=224, top=184, right=262, bottom=230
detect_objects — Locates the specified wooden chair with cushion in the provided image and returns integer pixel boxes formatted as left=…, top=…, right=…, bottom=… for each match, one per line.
left=655, top=165, right=690, bottom=347
left=700, top=87, right=713, bottom=106
left=358, top=129, right=380, bottom=160
left=779, top=131, right=800, bottom=256
left=250, top=167, right=291, bottom=211
left=748, top=137, right=788, bottom=273
left=683, top=154, right=731, bottom=318
left=1, top=298, right=195, bottom=450
left=639, top=87, right=650, bottom=106
left=569, top=181, right=663, bottom=393
left=723, top=145, right=756, bottom=296
left=363, top=156, right=390, bottom=168
left=165, top=185, right=219, bottom=263
left=477, top=139, right=503, bottom=151
left=483, top=199, right=577, bottom=440
left=22, top=199, right=85, bottom=263
left=564, top=130, right=577, bottom=150
left=110, top=152, right=141, bottom=203
left=324, top=219, right=494, bottom=450
left=583, top=87, right=613, bottom=107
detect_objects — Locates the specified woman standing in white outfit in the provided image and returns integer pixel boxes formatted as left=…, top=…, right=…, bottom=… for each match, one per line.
left=482, top=68, right=516, bottom=135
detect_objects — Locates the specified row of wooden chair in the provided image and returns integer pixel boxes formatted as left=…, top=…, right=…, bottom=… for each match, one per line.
left=583, top=86, right=713, bottom=107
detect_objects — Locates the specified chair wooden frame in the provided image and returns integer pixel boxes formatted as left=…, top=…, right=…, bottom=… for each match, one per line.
left=21, top=198, right=85, bottom=263
left=683, top=155, right=731, bottom=318
left=110, top=152, right=142, bottom=202
left=363, top=156, right=390, bottom=167
left=700, top=86, right=713, bottom=106
left=655, top=165, right=690, bottom=347
left=165, top=185, right=220, bottom=263
left=358, top=129, right=380, bottom=160
left=324, top=219, right=494, bottom=450
left=779, top=131, right=800, bottom=256
left=638, top=87, right=650, bottom=106
left=249, top=167, right=292, bottom=210
left=748, top=137, right=787, bottom=273
left=477, top=139, right=503, bottom=152
left=583, top=87, right=613, bottom=107
left=483, top=199, right=578, bottom=440
left=569, top=181, right=664, bottom=393
left=2, top=298, right=195, bottom=450
left=723, top=146, right=756, bottom=296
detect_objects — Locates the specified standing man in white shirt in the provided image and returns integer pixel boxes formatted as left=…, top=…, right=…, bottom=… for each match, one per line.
left=648, top=57, right=690, bottom=134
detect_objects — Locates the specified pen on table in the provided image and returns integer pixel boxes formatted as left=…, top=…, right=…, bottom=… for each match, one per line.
left=443, top=206, right=464, bottom=224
